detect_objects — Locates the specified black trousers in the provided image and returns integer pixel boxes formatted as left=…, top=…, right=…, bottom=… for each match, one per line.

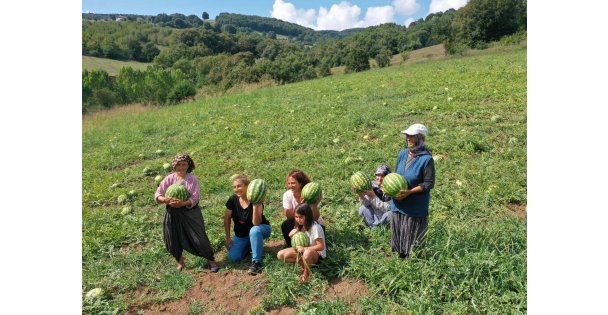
left=163, top=205, right=215, bottom=262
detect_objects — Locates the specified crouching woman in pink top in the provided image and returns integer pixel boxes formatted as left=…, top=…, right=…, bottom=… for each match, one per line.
left=154, top=154, right=219, bottom=272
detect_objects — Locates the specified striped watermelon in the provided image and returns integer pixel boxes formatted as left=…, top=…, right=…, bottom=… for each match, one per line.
left=302, top=182, right=322, bottom=204
left=165, top=183, right=189, bottom=201
left=292, top=231, right=310, bottom=249
left=382, top=173, right=408, bottom=197
left=350, top=171, right=372, bottom=193
left=247, top=179, right=267, bottom=204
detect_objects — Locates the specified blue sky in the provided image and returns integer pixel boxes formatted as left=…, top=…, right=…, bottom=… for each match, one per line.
left=82, top=0, right=469, bottom=31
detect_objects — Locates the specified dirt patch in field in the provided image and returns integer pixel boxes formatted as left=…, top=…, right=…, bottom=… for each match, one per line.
left=138, top=270, right=268, bottom=315
left=127, top=240, right=373, bottom=315
left=129, top=239, right=286, bottom=315
left=507, top=203, right=527, bottom=219
left=325, top=278, right=372, bottom=305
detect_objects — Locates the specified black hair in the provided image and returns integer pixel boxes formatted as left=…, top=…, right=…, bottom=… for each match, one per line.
left=294, top=203, right=314, bottom=231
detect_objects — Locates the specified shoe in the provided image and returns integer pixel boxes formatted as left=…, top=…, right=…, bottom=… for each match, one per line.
left=248, top=261, right=262, bottom=275
left=209, top=262, right=220, bottom=273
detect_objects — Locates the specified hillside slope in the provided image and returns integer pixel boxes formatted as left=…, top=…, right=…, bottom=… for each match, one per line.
left=83, top=45, right=527, bottom=314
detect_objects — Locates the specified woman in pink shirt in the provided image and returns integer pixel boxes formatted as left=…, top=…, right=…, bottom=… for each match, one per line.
left=155, top=154, right=219, bottom=272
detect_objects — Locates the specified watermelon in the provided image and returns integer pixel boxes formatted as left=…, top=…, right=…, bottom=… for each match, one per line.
left=382, top=173, right=408, bottom=197
left=165, top=183, right=189, bottom=201
left=247, top=179, right=267, bottom=204
left=350, top=171, right=372, bottom=193
left=292, top=231, right=310, bottom=249
left=117, top=194, right=128, bottom=204
left=143, top=167, right=155, bottom=176
left=154, top=175, right=163, bottom=184
left=121, top=206, right=133, bottom=215
left=163, top=163, right=172, bottom=171
left=301, top=182, right=322, bottom=204
left=85, top=288, right=104, bottom=300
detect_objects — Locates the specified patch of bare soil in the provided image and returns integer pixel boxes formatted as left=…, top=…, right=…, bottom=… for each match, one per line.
left=266, top=306, right=297, bottom=315
left=506, top=203, right=527, bottom=219
left=325, top=278, right=372, bottom=305
left=129, top=240, right=374, bottom=315
left=130, top=239, right=286, bottom=315
left=141, top=270, right=268, bottom=315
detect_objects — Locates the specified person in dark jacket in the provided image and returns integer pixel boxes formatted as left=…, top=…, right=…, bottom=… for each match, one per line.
left=390, top=124, right=436, bottom=258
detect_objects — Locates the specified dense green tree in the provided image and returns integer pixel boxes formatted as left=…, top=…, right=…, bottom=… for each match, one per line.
left=448, top=0, right=527, bottom=50
left=222, top=24, right=237, bottom=34
left=202, top=12, right=210, bottom=20
left=375, top=47, right=391, bottom=68
left=345, top=48, right=370, bottom=73
left=141, top=42, right=160, bottom=62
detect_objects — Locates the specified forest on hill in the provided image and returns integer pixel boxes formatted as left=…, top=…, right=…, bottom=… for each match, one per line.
left=82, top=0, right=526, bottom=113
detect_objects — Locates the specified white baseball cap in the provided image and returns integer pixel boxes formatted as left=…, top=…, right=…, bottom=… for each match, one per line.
left=401, top=123, right=428, bottom=136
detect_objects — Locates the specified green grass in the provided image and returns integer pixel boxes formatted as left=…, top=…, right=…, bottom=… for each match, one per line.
left=82, top=44, right=526, bottom=314
left=82, top=56, right=151, bottom=76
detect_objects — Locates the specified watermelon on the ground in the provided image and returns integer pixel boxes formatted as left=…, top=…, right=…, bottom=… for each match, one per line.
left=247, top=179, right=267, bottom=204
left=165, top=183, right=189, bottom=201
left=117, top=194, right=128, bottom=204
left=292, top=231, right=310, bottom=250
left=85, top=288, right=104, bottom=300
left=302, top=182, right=322, bottom=204
left=154, top=175, right=163, bottom=184
left=382, top=173, right=408, bottom=197
left=163, top=163, right=172, bottom=171
left=350, top=171, right=372, bottom=193
left=121, top=206, right=133, bottom=215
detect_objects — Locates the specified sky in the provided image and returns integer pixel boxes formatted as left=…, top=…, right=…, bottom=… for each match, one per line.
left=82, top=0, right=468, bottom=31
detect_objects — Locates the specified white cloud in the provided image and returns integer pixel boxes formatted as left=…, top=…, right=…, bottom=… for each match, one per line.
left=271, top=0, right=317, bottom=29
left=358, top=6, right=395, bottom=28
left=404, top=17, right=415, bottom=27
left=316, top=2, right=362, bottom=31
left=392, top=0, right=421, bottom=16
left=428, top=0, right=468, bottom=15
left=271, top=0, right=399, bottom=31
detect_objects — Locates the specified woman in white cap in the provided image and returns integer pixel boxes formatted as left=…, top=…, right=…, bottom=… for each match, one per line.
left=390, top=123, right=435, bottom=258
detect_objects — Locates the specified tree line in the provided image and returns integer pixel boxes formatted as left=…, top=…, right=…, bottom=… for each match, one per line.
left=82, top=0, right=526, bottom=113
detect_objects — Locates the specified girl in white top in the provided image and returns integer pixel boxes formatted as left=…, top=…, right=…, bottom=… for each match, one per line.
left=277, top=203, right=326, bottom=283
left=280, top=169, right=324, bottom=247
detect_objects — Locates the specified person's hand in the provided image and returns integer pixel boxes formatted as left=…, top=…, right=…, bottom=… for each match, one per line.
left=225, top=238, right=233, bottom=250
left=363, top=189, right=375, bottom=199
left=168, top=199, right=186, bottom=208
left=393, top=189, right=412, bottom=201
left=296, top=246, right=306, bottom=254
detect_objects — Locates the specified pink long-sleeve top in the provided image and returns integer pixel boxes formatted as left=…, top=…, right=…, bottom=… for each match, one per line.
left=155, top=173, right=201, bottom=208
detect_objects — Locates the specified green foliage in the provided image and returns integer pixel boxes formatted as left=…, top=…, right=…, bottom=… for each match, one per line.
left=82, top=20, right=167, bottom=61
left=345, top=48, right=370, bottom=73
left=447, top=0, right=527, bottom=53
left=202, top=12, right=209, bottom=20
left=82, top=69, right=113, bottom=102
left=221, top=24, right=237, bottom=34
left=375, top=47, right=392, bottom=68
left=400, top=51, right=410, bottom=63
left=168, top=80, right=196, bottom=103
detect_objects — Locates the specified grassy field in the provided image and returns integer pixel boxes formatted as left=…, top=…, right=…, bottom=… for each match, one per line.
left=83, top=44, right=526, bottom=314
left=82, top=56, right=151, bottom=76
